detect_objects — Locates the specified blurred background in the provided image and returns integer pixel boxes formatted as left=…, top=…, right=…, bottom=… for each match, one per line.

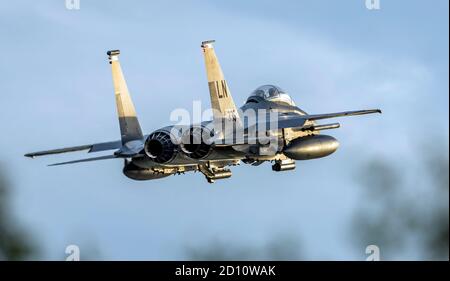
left=0, top=0, right=448, bottom=260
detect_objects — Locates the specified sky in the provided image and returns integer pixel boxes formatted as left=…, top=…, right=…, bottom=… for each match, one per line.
left=0, top=0, right=448, bottom=260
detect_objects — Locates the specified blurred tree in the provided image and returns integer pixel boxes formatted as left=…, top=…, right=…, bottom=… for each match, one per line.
left=0, top=167, right=37, bottom=260
left=352, top=145, right=449, bottom=260
left=185, top=233, right=302, bottom=260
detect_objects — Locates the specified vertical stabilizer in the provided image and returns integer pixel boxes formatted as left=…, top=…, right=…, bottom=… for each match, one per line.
left=107, top=50, right=144, bottom=144
left=201, top=40, right=240, bottom=123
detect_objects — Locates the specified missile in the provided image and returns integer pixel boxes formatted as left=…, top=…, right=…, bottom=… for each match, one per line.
left=301, top=123, right=340, bottom=132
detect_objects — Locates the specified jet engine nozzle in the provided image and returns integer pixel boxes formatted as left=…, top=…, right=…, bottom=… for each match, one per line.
left=180, top=126, right=213, bottom=159
left=144, top=131, right=177, bottom=163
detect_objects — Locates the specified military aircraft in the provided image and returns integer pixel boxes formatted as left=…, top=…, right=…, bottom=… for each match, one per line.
left=25, top=40, right=381, bottom=183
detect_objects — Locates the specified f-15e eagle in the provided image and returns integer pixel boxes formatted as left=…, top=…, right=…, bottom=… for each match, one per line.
left=25, top=40, right=381, bottom=183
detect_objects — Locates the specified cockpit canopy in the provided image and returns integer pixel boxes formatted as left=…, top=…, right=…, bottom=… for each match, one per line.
left=247, top=85, right=295, bottom=105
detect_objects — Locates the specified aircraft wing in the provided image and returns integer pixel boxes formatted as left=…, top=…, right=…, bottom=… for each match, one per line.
left=241, top=108, right=381, bottom=132
left=302, top=109, right=382, bottom=121
left=24, top=140, right=122, bottom=158
left=268, top=108, right=381, bottom=130
left=214, top=108, right=381, bottom=145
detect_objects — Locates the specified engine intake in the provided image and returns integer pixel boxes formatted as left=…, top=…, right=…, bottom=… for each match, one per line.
left=144, top=131, right=177, bottom=163
left=180, top=126, right=212, bottom=159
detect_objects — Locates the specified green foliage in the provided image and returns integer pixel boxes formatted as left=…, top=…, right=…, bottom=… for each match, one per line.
left=0, top=168, right=36, bottom=261
left=353, top=147, right=449, bottom=260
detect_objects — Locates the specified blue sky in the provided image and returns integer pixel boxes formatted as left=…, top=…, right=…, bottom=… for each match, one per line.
left=0, top=0, right=448, bottom=260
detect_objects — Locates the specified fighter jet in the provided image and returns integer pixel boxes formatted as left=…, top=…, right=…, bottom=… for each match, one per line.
left=25, top=40, right=381, bottom=183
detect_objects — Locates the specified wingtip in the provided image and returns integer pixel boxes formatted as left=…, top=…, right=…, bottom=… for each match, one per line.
left=24, top=153, right=35, bottom=158
left=377, top=109, right=382, bottom=114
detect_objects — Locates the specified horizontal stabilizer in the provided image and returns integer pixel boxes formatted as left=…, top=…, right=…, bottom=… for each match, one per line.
left=24, top=140, right=122, bottom=158
left=48, top=155, right=117, bottom=166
